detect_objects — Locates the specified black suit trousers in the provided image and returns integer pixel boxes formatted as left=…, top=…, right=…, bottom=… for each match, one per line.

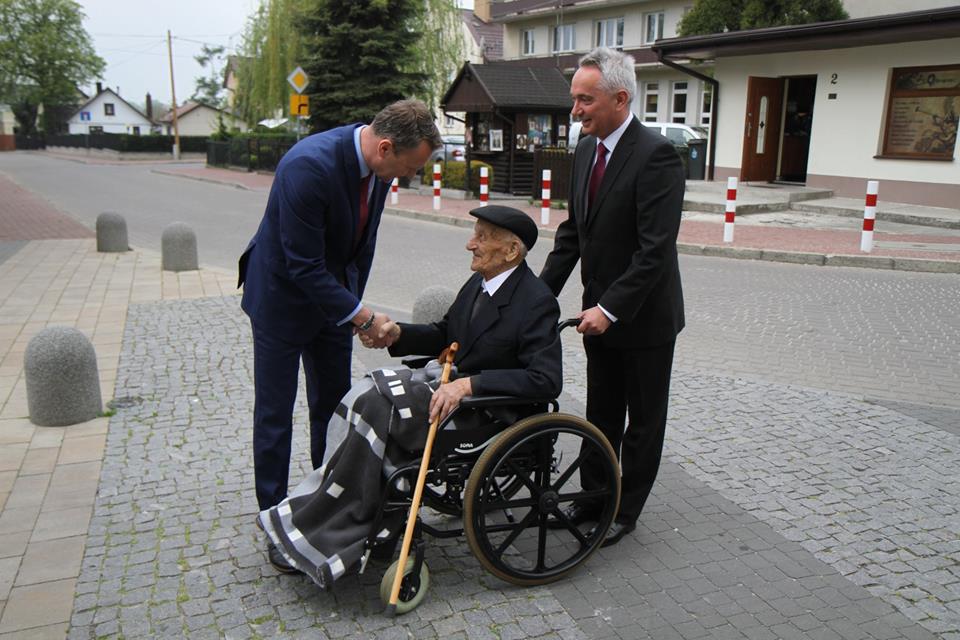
left=250, top=321, right=352, bottom=510
left=581, top=338, right=676, bottom=524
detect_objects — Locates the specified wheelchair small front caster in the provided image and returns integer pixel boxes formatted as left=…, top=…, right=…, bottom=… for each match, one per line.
left=380, top=557, right=430, bottom=615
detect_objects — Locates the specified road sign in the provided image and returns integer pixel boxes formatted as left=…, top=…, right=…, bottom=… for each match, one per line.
left=287, top=66, right=309, bottom=94
left=290, top=94, right=309, bottom=117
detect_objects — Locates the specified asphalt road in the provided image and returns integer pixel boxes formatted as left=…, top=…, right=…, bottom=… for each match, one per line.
left=2, top=152, right=958, bottom=410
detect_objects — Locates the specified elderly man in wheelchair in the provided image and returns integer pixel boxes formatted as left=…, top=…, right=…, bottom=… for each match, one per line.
left=258, top=206, right=621, bottom=612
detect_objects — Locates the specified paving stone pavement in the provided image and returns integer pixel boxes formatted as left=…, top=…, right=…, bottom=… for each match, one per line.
left=66, top=294, right=951, bottom=639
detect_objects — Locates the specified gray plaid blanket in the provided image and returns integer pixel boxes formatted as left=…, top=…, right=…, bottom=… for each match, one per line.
left=258, top=365, right=436, bottom=588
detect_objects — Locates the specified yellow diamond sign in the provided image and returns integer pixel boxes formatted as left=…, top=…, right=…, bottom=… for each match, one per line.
left=287, top=66, right=309, bottom=94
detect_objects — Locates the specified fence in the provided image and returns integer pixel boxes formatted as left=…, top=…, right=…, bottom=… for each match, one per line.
left=39, top=133, right=207, bottom=153
left=206, top=137, right=297, bottom=172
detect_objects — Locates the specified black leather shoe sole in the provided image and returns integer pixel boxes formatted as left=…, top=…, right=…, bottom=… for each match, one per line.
left=267, top=542, right=299, bottom=574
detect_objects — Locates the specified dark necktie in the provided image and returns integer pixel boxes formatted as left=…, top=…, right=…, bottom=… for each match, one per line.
left=356, top=174, right=371, bottom=246
left=470, top=288, right=490, bottom=324
left=588, top=142, right=607, bottom=208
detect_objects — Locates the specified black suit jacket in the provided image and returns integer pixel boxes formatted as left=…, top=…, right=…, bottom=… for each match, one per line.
left=541, top=117, right=685, bottom=348
left=389, top=261, right=562, bottom=400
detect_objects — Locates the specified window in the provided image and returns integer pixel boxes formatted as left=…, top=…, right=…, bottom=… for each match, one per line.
left=881, top=64, right=959, bottom=160
left=664, top=127, right=687, bottom=145
left=644, top=82, right=659, bottom=122
left=89, top=126, right=104, bottom=134
left=132, top=126, right=141, bottom=136
left=700, top=84, right=713, bottom=126
left=671, top=81, right=688, bottom=123
left=596, top=17, right=624, bottom=48
left=552, top=24, right=575, bottom=53
left=521, top=29, right=535, bottom=55
left=644, top=12, right=664, bottom=44
left=104, top=103, right=115, bottom=116
left=445, top=115, right=457, bottom=127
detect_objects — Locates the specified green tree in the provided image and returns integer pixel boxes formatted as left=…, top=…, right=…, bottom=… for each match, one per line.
left=234, top=0, right=303, bottom=126
left=679, top=0, right=848, bottom=36
left=299, top=0, right=427, bottom=132
left=0, top=0, right=105, bottom=133
left=413, top=0, right=465, bottom=112
left=192, top=44, right=226, bottom=108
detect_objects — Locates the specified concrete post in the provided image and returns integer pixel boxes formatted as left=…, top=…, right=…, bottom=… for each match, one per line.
left=25, top=327, right=102, bottom=426
left=96, top=212, right=129, bottom=252
left=161, top=222, right=199, bottom=271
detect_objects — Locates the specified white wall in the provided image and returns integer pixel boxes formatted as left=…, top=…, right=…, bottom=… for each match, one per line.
left=713, top=37, right=960, bottom=186
left=842, top=0, right=959, bottom=18
left=168, top=106, right=247, bottom=137
left=67, top=92, right=152, bottom=135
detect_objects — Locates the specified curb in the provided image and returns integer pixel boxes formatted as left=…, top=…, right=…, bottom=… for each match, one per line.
left=379, top=208, right=960, bottom=275
left=151, top=168, right=257, bottom=191
left=792, top=201, right=960, bottom=230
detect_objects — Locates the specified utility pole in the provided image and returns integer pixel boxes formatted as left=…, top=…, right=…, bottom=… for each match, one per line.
left=167, top=30, right=181, bottom=160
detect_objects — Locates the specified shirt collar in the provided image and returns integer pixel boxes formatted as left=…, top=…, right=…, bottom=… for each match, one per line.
left=353, top=125, right=371, bottom=178
left=482, top=265, right=518, bottom=297
left=598, top=112, right=634, bottom=156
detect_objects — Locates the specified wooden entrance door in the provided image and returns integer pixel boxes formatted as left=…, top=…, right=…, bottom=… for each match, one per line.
left=740, top=77, right=784, bottom=182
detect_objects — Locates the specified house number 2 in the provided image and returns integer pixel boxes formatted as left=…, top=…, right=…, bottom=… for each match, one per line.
left=830, top=73, right=838, bottom=84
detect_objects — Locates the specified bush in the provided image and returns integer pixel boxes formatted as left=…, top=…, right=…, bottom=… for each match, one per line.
left=421, top=160, right=493, bottom=195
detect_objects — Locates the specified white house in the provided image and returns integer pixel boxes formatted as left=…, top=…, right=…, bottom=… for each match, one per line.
left=67, top=85, right=154, bottom=135
left=0, top=104, right=14, bottom=151
left=653, top=6, right=960, bottom=208
left=158, top=101, right=248, bottom=137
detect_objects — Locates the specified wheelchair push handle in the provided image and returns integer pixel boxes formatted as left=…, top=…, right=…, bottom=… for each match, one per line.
left=558, top=317, right=582, bottom=332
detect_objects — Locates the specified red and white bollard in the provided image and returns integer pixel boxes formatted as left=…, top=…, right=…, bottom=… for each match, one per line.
left=861, top=180, right=879, bottom=253
left=432, top=163, right=441, bottom=211
left=723, top=177, right=737, bottom=243
left=479, top=166, right=489, bottom=207
left=541, top=169, right=551, bottom=225
left=390, top=177, right=398, bottom=205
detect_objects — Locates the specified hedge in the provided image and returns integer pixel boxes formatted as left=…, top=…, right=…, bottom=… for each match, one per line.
left=421, top=160, right=494, bottom=195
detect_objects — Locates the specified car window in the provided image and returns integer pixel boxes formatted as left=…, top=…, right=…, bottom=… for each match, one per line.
left=665, top=128, right=686, bottom=145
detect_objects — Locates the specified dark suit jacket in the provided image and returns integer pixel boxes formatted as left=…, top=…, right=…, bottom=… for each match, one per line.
left=541, top=117, right=685, bottom=348
left=389, top=262, right=562, bottom=400
left=238, top=124, right=388, bottom=342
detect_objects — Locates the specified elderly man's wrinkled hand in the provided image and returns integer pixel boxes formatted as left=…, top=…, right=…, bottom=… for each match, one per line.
left=429, top=377, right=472, bottom=423
left=358, top=313, right=397, bottom=349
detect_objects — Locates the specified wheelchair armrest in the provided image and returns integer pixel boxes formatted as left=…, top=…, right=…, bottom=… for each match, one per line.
left=459, top=395, right=557, bottom=410
left=400, top=355, right=433, bottom=369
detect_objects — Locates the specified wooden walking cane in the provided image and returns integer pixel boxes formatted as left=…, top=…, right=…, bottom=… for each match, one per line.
left=385, top=342, right=459, bottom=616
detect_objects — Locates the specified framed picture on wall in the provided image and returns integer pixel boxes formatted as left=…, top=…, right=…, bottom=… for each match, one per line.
left=489, top=129, right=503, bottom=151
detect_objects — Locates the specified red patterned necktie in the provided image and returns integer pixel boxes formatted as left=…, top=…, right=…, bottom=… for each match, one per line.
left=588, top=142, right=607, bottom=207
left=356, top=174, right=371, bottom=246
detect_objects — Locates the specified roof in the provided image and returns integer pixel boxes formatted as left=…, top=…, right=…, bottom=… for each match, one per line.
left=158, top=101, right=235, bottom=123
left=442, top=62, right=571, bottom=112
left=461, top=9, right=502, bottom=61
left=69, top=88, right=153, bottom=123
left=653, top=6, right=960, bottom=61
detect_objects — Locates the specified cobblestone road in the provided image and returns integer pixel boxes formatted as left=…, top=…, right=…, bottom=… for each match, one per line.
left=67, top=296, right=953, bottom=639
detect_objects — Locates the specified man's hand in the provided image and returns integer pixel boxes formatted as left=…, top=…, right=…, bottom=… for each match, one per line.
left=576, top=306, right=612, bottom=335
left=357, top=310, right=395, bottom=348
left=429, top=377, right=472, bottom=423
left=376, top=320, right=401, bottom=348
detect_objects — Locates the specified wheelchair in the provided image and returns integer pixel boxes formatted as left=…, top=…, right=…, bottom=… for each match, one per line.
left=366, top=319, right=622, bottom=614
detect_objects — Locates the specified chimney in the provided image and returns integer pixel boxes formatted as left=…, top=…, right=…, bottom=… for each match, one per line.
left=145, top=93, right=153, bottom=120
left=474, top=0, right=491, bottom=22
left=96, top=81, right=102, bottom=94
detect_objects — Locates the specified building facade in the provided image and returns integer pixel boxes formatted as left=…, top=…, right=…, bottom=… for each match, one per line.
left=67, top=87, right=154, bottom=136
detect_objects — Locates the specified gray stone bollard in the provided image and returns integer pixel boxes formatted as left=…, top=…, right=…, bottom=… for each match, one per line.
left=24, top=326, right=102, bottom=427
left=411, top=286, right=456, bottom=324
left=96, top=212, right=129, bottom=252
left=161, top=222, right=198, bottom=271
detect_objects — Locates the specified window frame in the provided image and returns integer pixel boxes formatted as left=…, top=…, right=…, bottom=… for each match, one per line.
left=595, top=17, right=624, bottom=48
left=700, top=84, right=713, bottom=126
left=521, top=29, right=536, bottom=56
left=643, top=82, right=659, bottom=122
left=104, top=103, right=115, bottom=116
left=552, top=23, right=576, bottom=53
left=671, top=81, right=688, bottom=123
left=644, top=11, right=665, bottom=45
left=879, top=64, right=959, bottom=160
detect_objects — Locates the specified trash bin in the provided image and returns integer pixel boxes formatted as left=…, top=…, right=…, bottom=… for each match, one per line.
left=686, top=138, right=707, bottom=180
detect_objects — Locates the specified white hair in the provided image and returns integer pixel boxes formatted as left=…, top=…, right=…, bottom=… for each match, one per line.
left=579, top=47, right=637, bottom=104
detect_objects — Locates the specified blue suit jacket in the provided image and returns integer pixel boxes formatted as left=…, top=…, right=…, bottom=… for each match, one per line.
left=239, top=124, right=388, bottom=341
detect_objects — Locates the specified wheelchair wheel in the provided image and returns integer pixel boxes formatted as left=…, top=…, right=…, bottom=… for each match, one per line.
left=379, top=557, right=430, bottom=615
left=463, top=413, right=620, bottom=586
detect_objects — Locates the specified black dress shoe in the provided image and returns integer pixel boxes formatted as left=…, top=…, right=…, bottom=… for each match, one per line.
left=549, top=503, right=600, bottom=529
left=601, top=521, right=636, bottom=547
left=267, top=542, right=299, bottom=574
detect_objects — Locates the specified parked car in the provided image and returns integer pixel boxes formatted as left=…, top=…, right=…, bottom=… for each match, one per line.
left=642, top=122, right=709, bottom=147
left=567, top=120, right=707, bottom=149
left=430, top=134, right=466, bottom=163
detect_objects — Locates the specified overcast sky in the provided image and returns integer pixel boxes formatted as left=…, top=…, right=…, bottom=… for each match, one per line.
left=77, top=0, right=260, bottom=110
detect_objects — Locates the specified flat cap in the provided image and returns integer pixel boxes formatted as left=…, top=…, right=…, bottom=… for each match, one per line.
left=469, top=205, right=538, bottom=250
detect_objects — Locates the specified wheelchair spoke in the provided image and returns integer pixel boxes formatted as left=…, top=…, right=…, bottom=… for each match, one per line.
left=536, top=514, right=548, bottom=571
left=555, top=488, right=611, bottom=504
left=494, top=508, right=539, bottom=557
left=548, top=506, right=592, bottom=547
left=504, top=459, right=540, bottom=496
left=482, top=497, right=538, bottom=511
left=550, top=450, right=587, bottom=492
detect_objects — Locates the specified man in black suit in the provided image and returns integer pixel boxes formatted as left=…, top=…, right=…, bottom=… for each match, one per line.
left=540, top=47, right=685, bottom=547
left=375, top=205, right=562, bottom=420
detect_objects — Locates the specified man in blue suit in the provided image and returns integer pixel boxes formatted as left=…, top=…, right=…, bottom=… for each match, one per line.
left=239, top=99, right=440, bottom=571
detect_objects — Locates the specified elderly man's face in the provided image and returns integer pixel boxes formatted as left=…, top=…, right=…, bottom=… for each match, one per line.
left=466, top=220, right=516, bottom=280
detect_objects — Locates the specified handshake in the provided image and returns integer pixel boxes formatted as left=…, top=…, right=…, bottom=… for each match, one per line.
left=353, top=308, right=401, bottom=349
